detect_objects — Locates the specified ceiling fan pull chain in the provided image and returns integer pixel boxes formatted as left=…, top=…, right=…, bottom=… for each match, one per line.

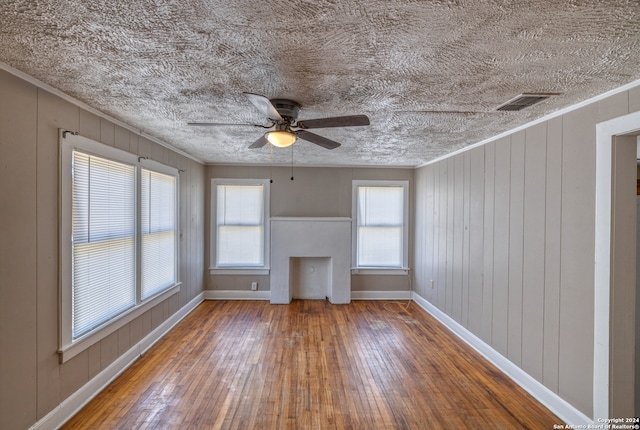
left=290, top=144, right=294, bottom=181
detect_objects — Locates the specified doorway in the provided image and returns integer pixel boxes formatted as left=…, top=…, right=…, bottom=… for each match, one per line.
left=594, top=111, right=640, bottom=419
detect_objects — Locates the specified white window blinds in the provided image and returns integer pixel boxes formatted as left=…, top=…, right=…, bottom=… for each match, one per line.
left=216, top=184, right=265, bottom=266
left=356, top=185, right=404, bottom=267
left=141, top=169, right=177, bottom=300
left=72, top=152, right=136, bottom=339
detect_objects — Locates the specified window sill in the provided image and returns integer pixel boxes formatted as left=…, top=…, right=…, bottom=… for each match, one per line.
left=351, top=268, right=410, bottom=275
left=58, top=283, right=181, bottom=363
left=209, top=267, right=270, bottom=276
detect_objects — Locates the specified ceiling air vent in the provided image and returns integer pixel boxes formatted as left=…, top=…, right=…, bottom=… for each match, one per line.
left=496, top=93, right=559, bottom=111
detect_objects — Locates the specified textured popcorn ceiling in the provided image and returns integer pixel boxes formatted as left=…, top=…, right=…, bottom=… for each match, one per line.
left=1, top=0, right=640, bottom=166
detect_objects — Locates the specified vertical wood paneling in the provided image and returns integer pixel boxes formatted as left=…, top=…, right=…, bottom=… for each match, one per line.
left=191, top=159, right=206, bottom=302
left=183, top=158, right=194, bottom=302
left=430, top=164, right=439, bottom=303
left=138, top=136, right=152, bottom=159
left=468, top=148, right=485, bottom=335
left=559, top=105, right=597, bottom=416
left=543, top=116, right=562, bottom=393
left=437, top=162, right=448, bottom=311
left=507, top=131, right=525, bottom=366
left=412, top=86, right=639, bottom=419
left=446, top=158, right=455, bottom=315
left=425, top=166, right=436, bottom=302
left=59, top=351, right=89, bottom=400
left=462, top=152, right=471, bottom=327
left=141, top=309, right=152, bottom=335
left=413, top=168, right=426, bottom=296
left=129, top=316, right=143, bottom=346
left=117, top=325, right=130, bottom=356
left=129, top=133, right=139, bottom=154
left=151, top=302, right=165, bottom=330
left=481, top=142, right=495, bottom=343
left=492, top=137, right=511, bottom=356
left=100, top=332, right=119, bottom=369
left=36, top=89, right=79, bottom=418
left=198, top=162, right=206, bottom=297
left=78, top=110, right=100, bottom=141
left=452, top=155, right=464, bottom=322
left=88, top=344, right=101, bottom=380
left=100, top=118, right=115, bottom=146
left=629, top=86, right=640, bottom=112
left=0, top=70, right=206, bottom=430
left=179, top=156, right=191, bottom=303
left=114, top=125, right=130, bottom=152
left=521, top=123, right=547, bottom=383
left=598, top=91, right=629, bottom=122
left=0, top=70, right=38, bottom=430
left=151, top=142, right=167, bottom=164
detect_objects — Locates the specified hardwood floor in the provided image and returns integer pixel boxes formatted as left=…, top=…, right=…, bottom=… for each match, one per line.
left=61, top=300, right=560, bottom=429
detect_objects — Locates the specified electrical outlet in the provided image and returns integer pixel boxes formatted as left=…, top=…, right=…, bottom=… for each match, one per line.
left=430, top=279, right=435, bottom=289
left=251, top=281, right=258, bottom=291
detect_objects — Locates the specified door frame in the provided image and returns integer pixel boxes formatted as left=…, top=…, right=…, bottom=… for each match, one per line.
left=594, top=110, right=640, bottom=419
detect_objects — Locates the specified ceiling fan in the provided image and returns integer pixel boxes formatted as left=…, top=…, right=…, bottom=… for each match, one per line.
left=188, top=93, right=370, bottom=150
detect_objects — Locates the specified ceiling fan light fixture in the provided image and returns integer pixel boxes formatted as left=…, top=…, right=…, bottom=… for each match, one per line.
left=266, top=131, right=297, bottom=148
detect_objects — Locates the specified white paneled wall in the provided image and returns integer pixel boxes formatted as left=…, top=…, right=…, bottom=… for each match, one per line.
left=414, top=87, right=640, bottom=418
left=0, top=69, right=206, bottom=430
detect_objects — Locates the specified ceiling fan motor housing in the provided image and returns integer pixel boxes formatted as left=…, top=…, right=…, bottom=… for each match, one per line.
left=270, top=99, right=301, bottom=121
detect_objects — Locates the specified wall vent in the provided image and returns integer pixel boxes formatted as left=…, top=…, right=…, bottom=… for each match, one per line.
left=496, top=93, right=559, bottom=111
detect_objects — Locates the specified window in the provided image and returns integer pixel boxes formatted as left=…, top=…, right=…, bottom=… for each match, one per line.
left=71, top=151, right=137, bottom=339
left=60, top=132, right=179, bottom=362
left=141, top=168, right=177, bottom=299
left=210, top=179, right=270, bottom=274
left=352, top=180, right=409, bottom=273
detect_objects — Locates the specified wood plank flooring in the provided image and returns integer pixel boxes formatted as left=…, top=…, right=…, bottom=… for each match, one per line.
left=61, top=300, right=561, bottom=429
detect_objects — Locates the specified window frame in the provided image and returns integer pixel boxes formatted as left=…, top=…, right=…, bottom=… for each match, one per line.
left=351, top=180, right=409, bottom=275
left=209, top=178, right=270, bottom=275
left=59, top=131, right=180, bottom=363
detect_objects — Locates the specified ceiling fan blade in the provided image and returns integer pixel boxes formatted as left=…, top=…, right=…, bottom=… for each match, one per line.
left=296, top=114, right=370, bottom=129
left=243, top=92, right=283, bottom=121
left=296, top=130, right=341, bottom=149
left=249, top=135, right=268, bottom=149
left=187, top=122, right=260, bottom=127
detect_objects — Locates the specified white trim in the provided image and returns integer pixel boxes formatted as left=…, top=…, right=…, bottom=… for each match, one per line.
left=351, top=290, right=412, bottom=300
left=411, top=293, right=591, bottom=426
left=593, top=110, right=640, bottom=420
left=31, top=293, right=205, bottom=430
left=209, top=268, right=270, bottom=275
left=417, top=78, right=640, bottom=169
left=351, top=268, right=410, bottom=275
left=0, top=61, right=202, bottom=164
left=204, top=289, right=271, bottom=300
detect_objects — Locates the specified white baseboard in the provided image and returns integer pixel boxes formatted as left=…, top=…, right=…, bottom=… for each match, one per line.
left=31, top=292, right=205, bottom=430
left=204, top=289, right=271, bottom=300
left=351, top=290, right=412, bottom=300
left=411, top=293, right=591, bottom=426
